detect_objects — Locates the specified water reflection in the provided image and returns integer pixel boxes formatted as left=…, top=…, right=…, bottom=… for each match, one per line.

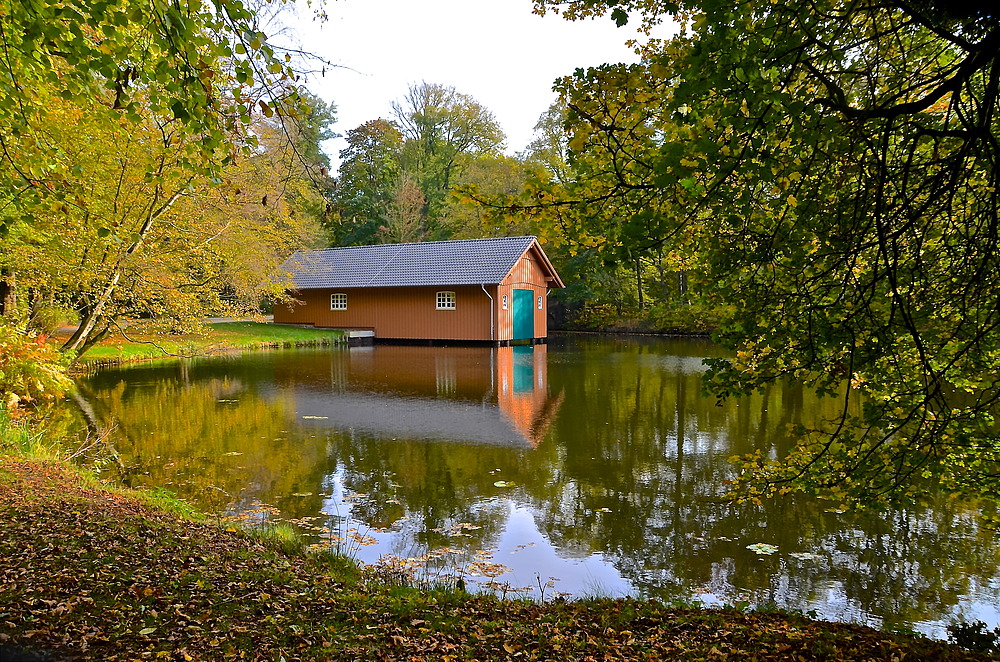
left=73, top=337, right=1000, bottom=638
left=271, top=345, right=561, bottom=448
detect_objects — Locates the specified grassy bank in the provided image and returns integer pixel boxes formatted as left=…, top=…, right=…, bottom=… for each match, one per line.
left=63, top=321, right=345, bottom=365
left=0, top=419, right=991, bottom=661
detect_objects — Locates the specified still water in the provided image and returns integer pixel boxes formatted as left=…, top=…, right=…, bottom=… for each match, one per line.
left=73, top=336, right=1000, bottom=637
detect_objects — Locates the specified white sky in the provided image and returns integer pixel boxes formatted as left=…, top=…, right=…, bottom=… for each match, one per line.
left=277, top=0, right=676, bottom=171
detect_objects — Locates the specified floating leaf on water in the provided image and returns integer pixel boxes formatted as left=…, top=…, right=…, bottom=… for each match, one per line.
left=790, top=552, right=822, bottom=561
left=493, top=480, right=515, bottom=488
left=595, top=507, right=612, bottom=513
left=746, top=542, right=779, bottom=555
left=291, top=492, right=313, bottom=497
left=223, top=451, right=243, bottom=456
left=302, top=415, right=328, bottom=420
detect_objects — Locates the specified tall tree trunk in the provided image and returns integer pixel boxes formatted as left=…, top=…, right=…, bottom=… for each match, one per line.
left=656, top=249, right=670, bottom=302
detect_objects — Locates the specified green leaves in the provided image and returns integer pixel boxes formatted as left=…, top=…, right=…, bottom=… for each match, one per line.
left=528, top=0, right=1000, bottom=507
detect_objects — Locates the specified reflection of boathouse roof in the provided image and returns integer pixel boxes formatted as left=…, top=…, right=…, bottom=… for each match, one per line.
left=293, top=390, right=535, bottom=448
left=280, top=236, right=562, bottom=289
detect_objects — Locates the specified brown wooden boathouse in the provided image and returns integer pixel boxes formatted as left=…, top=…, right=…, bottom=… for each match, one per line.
left=273, top=236, right=564, bottom=344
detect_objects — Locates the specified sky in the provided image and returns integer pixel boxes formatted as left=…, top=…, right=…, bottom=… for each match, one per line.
left=276, top=0, right=675, bottom=171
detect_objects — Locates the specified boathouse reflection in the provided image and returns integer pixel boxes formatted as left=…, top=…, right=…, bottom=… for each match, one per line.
left=277, top=345, right=562, bottom=448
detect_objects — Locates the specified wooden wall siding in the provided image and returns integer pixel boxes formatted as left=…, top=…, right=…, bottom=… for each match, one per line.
left=496, top=246, right=551, bottom=341
left=274, top=285, right=495, bottom=340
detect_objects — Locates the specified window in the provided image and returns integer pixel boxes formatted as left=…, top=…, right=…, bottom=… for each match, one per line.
left=436, top=291, right=456, bottom=310
left=537, top=296, right=544, bottom=310
left=330, top=293, right=347, bottom=311
left=502, top=294, right=508, bottom=310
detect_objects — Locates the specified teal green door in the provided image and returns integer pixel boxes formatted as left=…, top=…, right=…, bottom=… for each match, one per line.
left=513, top=289, right=534, bottom=340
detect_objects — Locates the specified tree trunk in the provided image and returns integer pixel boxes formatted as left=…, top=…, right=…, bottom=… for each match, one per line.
left=60, top=183, right=188, bottom=354
left=0, top=269, right=14, bottom=316
left=635, top=259, right=645, bottom=311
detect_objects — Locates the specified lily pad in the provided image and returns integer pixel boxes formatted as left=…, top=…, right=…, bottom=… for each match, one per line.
left=493, top=480, right=515, bottom=488
left=746, top=542, right=779, bottom=555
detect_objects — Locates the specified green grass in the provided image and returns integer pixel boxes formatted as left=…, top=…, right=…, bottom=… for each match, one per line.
left=77, top=320, right=345, bottom=364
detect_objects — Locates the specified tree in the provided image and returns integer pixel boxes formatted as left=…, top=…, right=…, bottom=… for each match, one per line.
left=328, top=119, right=404, bottom=245
left=391, top=82, right=506, bottom=233
left=0, top=0, right=307, bottom=237
left=506, top=62, right=716, bottom=330
left=444, top=153, right=533, bottom=239
left=0, top=0, right=332, bottom=357
left=522, top=101, right=572, bottom=185
left=1, top=86, right=329, bottom=356
left=379, top=176, right=427, bottom=244
left=532, top=0, right=1000, bottom=505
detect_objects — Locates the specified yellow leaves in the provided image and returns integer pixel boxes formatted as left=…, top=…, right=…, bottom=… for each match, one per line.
left=786, top=194, right=798, bottom=208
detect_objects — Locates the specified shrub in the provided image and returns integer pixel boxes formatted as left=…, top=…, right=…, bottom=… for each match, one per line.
left=0, top=323, right=73, bottom=411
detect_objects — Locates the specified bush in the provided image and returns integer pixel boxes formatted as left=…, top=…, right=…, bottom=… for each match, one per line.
left=0, top=323, right=73, bottom=411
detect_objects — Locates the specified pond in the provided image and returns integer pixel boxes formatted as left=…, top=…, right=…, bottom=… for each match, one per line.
left=72, top=335, right=1000, bottom=638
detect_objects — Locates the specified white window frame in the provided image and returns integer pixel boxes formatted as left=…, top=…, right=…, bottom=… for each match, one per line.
left=436, top=291, right=456, bottom=310
left=330, top=293, right=347, bottom=311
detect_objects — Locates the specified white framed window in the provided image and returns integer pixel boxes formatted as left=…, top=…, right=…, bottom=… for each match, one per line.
left=330, top=293, right=347, bottom=311
left=502, top=294, right=508, bottom=310
left=537, top=295, right=543, bottom=310
left=436, top=291, right=456, bottom=310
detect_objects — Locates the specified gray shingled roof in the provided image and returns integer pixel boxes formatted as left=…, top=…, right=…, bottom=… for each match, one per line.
left=279, top=236, right=549, bottom=289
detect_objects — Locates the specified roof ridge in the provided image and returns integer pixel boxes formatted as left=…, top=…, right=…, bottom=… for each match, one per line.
left=299, top=235, right=537, bottom=255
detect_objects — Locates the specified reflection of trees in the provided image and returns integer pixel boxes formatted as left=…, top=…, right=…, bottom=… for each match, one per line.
left=322, top=431, right=538, bottom=552
left=526, top=336, right=1000, bottom=625
left=74, top=356, right=336, bottom=517
left=73, top=340, right=1000, bottom=630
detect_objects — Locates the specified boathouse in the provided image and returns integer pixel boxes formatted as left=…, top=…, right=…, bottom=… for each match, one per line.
left=273, top=236, right=564, bottom=344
